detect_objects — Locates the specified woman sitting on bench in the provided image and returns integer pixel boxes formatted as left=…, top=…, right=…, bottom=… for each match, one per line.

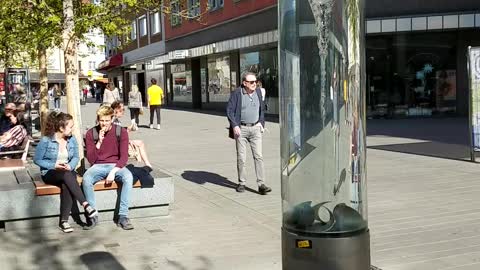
left=33, top=112, right=98, bottom=233
left=0, top=103, right=27, bottom=152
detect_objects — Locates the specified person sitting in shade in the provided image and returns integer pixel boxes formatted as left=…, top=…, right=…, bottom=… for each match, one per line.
left=34, top=112, right=98, bottom=233
left=0, top=103, right=27, bottom=151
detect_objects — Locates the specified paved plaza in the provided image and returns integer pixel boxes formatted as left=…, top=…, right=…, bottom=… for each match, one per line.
left=1, top=101, right=480, bottom=269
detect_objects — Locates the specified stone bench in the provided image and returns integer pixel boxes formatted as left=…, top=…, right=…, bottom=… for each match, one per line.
left=0, top=166, right=174, bottom=231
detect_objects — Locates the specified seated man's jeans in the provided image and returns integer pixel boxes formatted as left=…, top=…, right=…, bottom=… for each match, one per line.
left=82, top=164, right=133, bottom=217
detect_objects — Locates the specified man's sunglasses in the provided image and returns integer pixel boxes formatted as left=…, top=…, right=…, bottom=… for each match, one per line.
left=245, top=80, right=257, bottom=84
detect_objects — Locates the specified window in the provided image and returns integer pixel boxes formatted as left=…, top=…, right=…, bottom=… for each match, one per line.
left=207, top=55, right=231, bottom=102
left=171, top=63, right=192, bottom=102
left=116, top=35, right=122, bottom=47
left=150, top=12, right=161, bottom=35
left=88, top=46, right=97, bottom=54
left=171, top=1, right=182, bottom=26
left=131, top=20, right=137, bottom=40
left=88, top=61, right=96, bottom=70
left=188, top=0, right=200, bottom=18
left=208, top=0, right=223, bottom=11
left=139, top=16, right=147, bottom=37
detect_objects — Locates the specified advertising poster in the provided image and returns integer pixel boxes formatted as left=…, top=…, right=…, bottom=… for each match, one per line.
left=436, top=70, right=457, bottom=102
left=469, top=47, right=480, bottom=154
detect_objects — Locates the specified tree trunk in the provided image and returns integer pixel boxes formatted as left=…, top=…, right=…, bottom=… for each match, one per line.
left=63, top=0, right=84, bottom=160
left=38, top=48, right=49, bottom=135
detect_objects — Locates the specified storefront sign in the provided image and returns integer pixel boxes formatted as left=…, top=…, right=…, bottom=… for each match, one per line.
left=168, top=50, right=189, bottom=60
left=468, top=46, right=480, bottom=159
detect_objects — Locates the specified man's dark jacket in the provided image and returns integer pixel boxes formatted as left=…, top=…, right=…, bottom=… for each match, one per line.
left=226, top=87, right=265, bottom=130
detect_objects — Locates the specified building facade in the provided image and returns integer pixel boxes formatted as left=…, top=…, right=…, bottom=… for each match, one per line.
left=100, top=10, right=166, bottom=104
left=101, top=1, right=480, bottom=117
left=162, top=0, right=279, bottom=113
left=101, top=1, right=279, bottom=113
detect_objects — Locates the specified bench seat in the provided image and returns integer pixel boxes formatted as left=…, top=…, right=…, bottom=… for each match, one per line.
left=0, top=159, right=25, bottom=172
left=0, top=168, right=174, bottom=231
left=34, top=176, right=142, bottom=196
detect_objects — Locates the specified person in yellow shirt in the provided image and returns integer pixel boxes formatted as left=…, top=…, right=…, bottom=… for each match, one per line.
left=147, top=78, right=164, bottom=129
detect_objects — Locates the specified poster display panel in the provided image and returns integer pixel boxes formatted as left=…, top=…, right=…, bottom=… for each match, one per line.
left=469, top=47, right=480, bottom=157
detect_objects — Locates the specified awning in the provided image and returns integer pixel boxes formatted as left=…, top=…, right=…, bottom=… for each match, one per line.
left=97, top=53, right=123, bottom=71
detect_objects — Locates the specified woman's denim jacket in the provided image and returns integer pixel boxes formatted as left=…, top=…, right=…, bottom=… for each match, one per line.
left=33, top=135, right=79, bottom=176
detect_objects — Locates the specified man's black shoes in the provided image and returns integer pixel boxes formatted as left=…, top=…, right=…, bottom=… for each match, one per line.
left=237, top=184, right=272, bottom=194
left=258, top=184, right=272, bottom=195
left=236, top=184, right=245, bottom=193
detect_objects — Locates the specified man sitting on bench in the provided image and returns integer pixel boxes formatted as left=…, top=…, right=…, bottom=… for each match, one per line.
left=0, top=103, right=27, bottom=151
left=82, top=105, right=134, bottom=230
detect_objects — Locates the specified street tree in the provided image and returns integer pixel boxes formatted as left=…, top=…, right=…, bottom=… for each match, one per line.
left=1, top=0, right=211, bottom=160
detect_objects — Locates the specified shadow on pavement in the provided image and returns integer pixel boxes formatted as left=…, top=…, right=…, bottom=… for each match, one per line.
left=166, top=255, right=213, bottom=270
left=0, top=193, right=103, bottom=269
left=181, top=170, right=260, bottom=194
left=367, top=118, right=473, bottom=161
left=80, top=251, right=126, bottom=270
left=367, top=117, right=469, bottom=145
left=368, top=141, right=472, bottom=161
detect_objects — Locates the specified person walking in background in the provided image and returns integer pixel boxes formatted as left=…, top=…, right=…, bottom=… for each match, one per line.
left=83, top=106, right=134, bottom=230
left=53, top=84, right=61, bottom=110
left=33, top=112, right=98, bottom=233
left=226, top=72, right=272, bottom=195
left=111, top=101, right=153, bottom=169
left=257, top=81, right=268, bottom=112
left=128, top=85, right=143, bottom=131
left=103, top=82, right=120, bottom=105
left=147, top=78, right=164, bottom=130
left=93, top=82, right=101, bottom=103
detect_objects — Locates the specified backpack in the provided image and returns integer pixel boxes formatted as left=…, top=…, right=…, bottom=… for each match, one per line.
left=91, top=124, right=122, bottom=147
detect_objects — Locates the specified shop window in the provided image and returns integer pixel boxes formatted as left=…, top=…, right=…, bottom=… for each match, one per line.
left=171, top=1, right=182, bottom=26
left=208, top=55, right=230, bottom=102
left=139, top=16, right=147, bottom=37
left=240, top=49, right=279, bottom=98
left=172, top=63, right=192, bottom=102
left=188, top=0, right=200, bottom=18
left=366, top=33, right=457, bottom=118
left=150, top=12, right=161, bottom=35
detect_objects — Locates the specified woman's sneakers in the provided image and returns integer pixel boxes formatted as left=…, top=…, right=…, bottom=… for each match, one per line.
left=59, top=221, right=74, bottom=233
left=84, top=204, right=98, bottom=218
